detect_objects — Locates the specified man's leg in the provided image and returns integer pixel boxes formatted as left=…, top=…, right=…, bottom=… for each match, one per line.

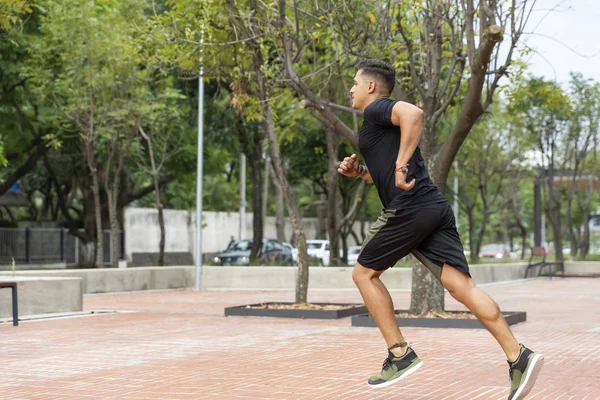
left=440, top=264, right=520, bottom=362
left=352, top=263, right=407, bottom=357
left=353, top=262, right=424, bottom=388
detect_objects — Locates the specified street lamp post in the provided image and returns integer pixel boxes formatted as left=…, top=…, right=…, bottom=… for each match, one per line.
left=195, top=29, right=205, bottom=291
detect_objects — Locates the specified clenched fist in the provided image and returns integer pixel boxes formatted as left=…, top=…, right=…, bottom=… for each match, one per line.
left=337, top=154, right=361, bottom=177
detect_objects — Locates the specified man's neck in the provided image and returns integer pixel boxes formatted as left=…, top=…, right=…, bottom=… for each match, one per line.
left=360, top=95, right=388, bottom=111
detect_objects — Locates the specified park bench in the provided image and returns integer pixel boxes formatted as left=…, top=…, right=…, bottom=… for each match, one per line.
left=0, top=281, right=18, bottom=326
left=524, top=246, right=562, bottom=279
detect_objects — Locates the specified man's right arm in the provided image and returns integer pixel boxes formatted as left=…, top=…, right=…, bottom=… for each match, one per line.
left=360, top=170, right=373, bottom=183
left=337, top=154, right=373, bottom=183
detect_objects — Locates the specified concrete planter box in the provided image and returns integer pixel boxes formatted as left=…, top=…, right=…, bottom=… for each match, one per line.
left=351, top=310, right=527, bottom=329
left=224, top=302, right=367, bottom=319
left=0, top=276, right=83, bottom=318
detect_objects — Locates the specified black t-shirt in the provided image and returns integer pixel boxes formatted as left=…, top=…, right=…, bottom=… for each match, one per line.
left=359, top=98, right=444, bottom=209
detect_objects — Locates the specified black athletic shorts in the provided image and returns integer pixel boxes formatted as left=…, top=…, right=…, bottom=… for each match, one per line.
left=357, top=200, right=470, bottom=281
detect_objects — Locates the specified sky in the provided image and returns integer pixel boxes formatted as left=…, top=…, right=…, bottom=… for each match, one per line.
left=521, top=0, right=600, bottom=86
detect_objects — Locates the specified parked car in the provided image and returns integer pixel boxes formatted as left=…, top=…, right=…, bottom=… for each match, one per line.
left=282, top=242, right=298, bottom=263
left=346, top=246, right=361, bottom=265
left=479, top=243, right=517, bottom=259
left=212, top=239, right=293, bottom=266
left=306, top=239, right=330, bottom=266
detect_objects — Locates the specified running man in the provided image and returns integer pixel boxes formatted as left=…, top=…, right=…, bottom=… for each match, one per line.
left=337, top=60, right=543, bottom=400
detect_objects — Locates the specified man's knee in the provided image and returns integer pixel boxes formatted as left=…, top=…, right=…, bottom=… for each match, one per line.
left=352, top=262, right=381, bottom=285
left=441, top=264, right=474, bottom=300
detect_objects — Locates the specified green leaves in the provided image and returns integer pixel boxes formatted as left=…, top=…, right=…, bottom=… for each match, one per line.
left=0, top=0, right=32, bottom=32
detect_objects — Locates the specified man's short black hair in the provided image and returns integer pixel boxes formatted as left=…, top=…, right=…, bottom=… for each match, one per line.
left=357, top=60, right=396, bottom=96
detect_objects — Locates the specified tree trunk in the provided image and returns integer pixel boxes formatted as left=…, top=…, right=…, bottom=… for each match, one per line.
left=516, top=221, right=527, bottom=260
left=157, top=198, right=165, bottom=266
left=581, top=211, right=590, bottom=259
left=546, top=186, right=564, bottom=262
left=263, top=102, right=308, bottom=302
left=249, top=148, right=263, bottom=262
left=566, top=195, right=577, bottom=258
left=409, top=260, right=445, bottom=314
left=326, top=126, right=340, bottom=266
left=234, top=116, right=264, bottom=262
left=81, top=241, right=96, bottom=268
left=270, top=163, right=286, bottom=242
left=262, top=158, right=270, bottom=234
left=107, top=193, right=119, bottom=268
left=138, top=126, right=165, bottom=266
left=466, top=209, right=479, bottom=263
left=256, top=64, right=308, bottom=303
left=105, top=144, right=126, bottom=269
left=90, top=166, right=103, bottom=267
left=315, top=193, right=327, bottom=240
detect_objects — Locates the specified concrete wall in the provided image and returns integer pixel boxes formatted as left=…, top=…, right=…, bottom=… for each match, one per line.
left=0, top=262, right=535, bottom=297
left=564, top=261, right=600, bottom=274
left=0, top=267, right=189, bottom=294
left=124, top=208, right=364, bottom=262
left=469, top=263, right=529, bottom=284
left=0, top=276, right=82, bottom=318
left=200, top=263, right=530, bottom=291
left=0, top=263, right=66, bottom=271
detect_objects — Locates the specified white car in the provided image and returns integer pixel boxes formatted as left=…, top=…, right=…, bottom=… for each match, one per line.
left=306, top=239, right=330, bottom=266
left=282, top=242, right=298, bottom=263
left=346, top=246, right=361, bottom=265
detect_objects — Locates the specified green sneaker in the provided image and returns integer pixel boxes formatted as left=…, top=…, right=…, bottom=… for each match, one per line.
left=367, top=346, right=423, bottom=388
left=508, top=344, right=544, bottom=400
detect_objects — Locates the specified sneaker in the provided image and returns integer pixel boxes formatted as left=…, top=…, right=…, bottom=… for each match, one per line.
left=367, top=346, right=423, bottom=388
left=508, top=344, right=544, bottom=400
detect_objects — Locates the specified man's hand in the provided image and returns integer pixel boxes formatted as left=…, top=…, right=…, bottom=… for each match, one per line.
left=395, top=165, right=415, bottom=191
left=337, top=154, right=360, bottom=177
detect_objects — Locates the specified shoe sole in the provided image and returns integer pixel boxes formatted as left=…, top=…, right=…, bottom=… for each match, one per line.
left=367, top=361, right=423, bottom=388
left=512, top=354, right=544, bottom=400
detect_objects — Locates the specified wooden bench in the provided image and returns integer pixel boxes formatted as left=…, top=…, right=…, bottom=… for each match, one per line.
left=0, top=282, right=18, bottom=326
left=525, top=246, right=562, bottom=279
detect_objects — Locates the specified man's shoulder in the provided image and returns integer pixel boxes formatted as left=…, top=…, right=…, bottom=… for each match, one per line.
left=364, top=98, right=396, bottom=114
left=363, top=98, right=398, bottom=127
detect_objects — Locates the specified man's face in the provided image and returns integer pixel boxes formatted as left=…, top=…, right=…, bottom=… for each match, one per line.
left=350, top=70, right=372, bottom=110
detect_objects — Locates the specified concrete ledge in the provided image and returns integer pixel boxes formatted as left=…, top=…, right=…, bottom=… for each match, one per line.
left=199, top=263, right=529, bottom=291
left=0, top=267, right=190, bottom=294
left=0, top=262, right=547, bottom=294
left=564, top=261, right=600, bottom=274
left=469, top=263, right=528, bottom=284
left=0, top=263, right=67, bottom=271
left=0, top=276, right=82, bottom=318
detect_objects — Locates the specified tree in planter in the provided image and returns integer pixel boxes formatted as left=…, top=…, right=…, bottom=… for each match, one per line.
left=276, top=0, right=536, bottom=313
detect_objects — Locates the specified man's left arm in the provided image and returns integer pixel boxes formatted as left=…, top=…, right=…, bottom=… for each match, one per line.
left=391, top=101, right=424, bottom=190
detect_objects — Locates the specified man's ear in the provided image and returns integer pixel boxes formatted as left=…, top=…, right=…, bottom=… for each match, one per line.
left=368, top=80, right=376, bottom=94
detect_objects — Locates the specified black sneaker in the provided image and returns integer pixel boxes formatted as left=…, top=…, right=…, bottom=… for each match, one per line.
left=508, top=344, right=544, bottom=400
left=367, top=346, right=423, bottom=388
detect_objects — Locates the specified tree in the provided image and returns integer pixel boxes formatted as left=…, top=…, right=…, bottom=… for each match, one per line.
left=454, top=101, right=532, bottom=262
left=277, top=0, right=535, bottom=313
left=0, top=0, right=31, bottom=32
left=564, top=74, right=600, bottom=259
left=508, top=77, right=571, bottom=262
left=137, top=86, right=188, bottom=266
left=32, top=0, right=148, bottom=266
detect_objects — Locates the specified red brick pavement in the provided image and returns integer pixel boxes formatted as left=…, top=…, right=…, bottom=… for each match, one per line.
left=1, top=278, right=600, bottom=400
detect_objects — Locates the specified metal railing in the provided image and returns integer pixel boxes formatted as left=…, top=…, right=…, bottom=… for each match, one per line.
left=0, top=228, right=124, bottom=266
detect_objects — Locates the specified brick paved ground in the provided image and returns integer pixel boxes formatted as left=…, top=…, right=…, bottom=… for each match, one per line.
left=1, top=278, right=600, bottom=400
